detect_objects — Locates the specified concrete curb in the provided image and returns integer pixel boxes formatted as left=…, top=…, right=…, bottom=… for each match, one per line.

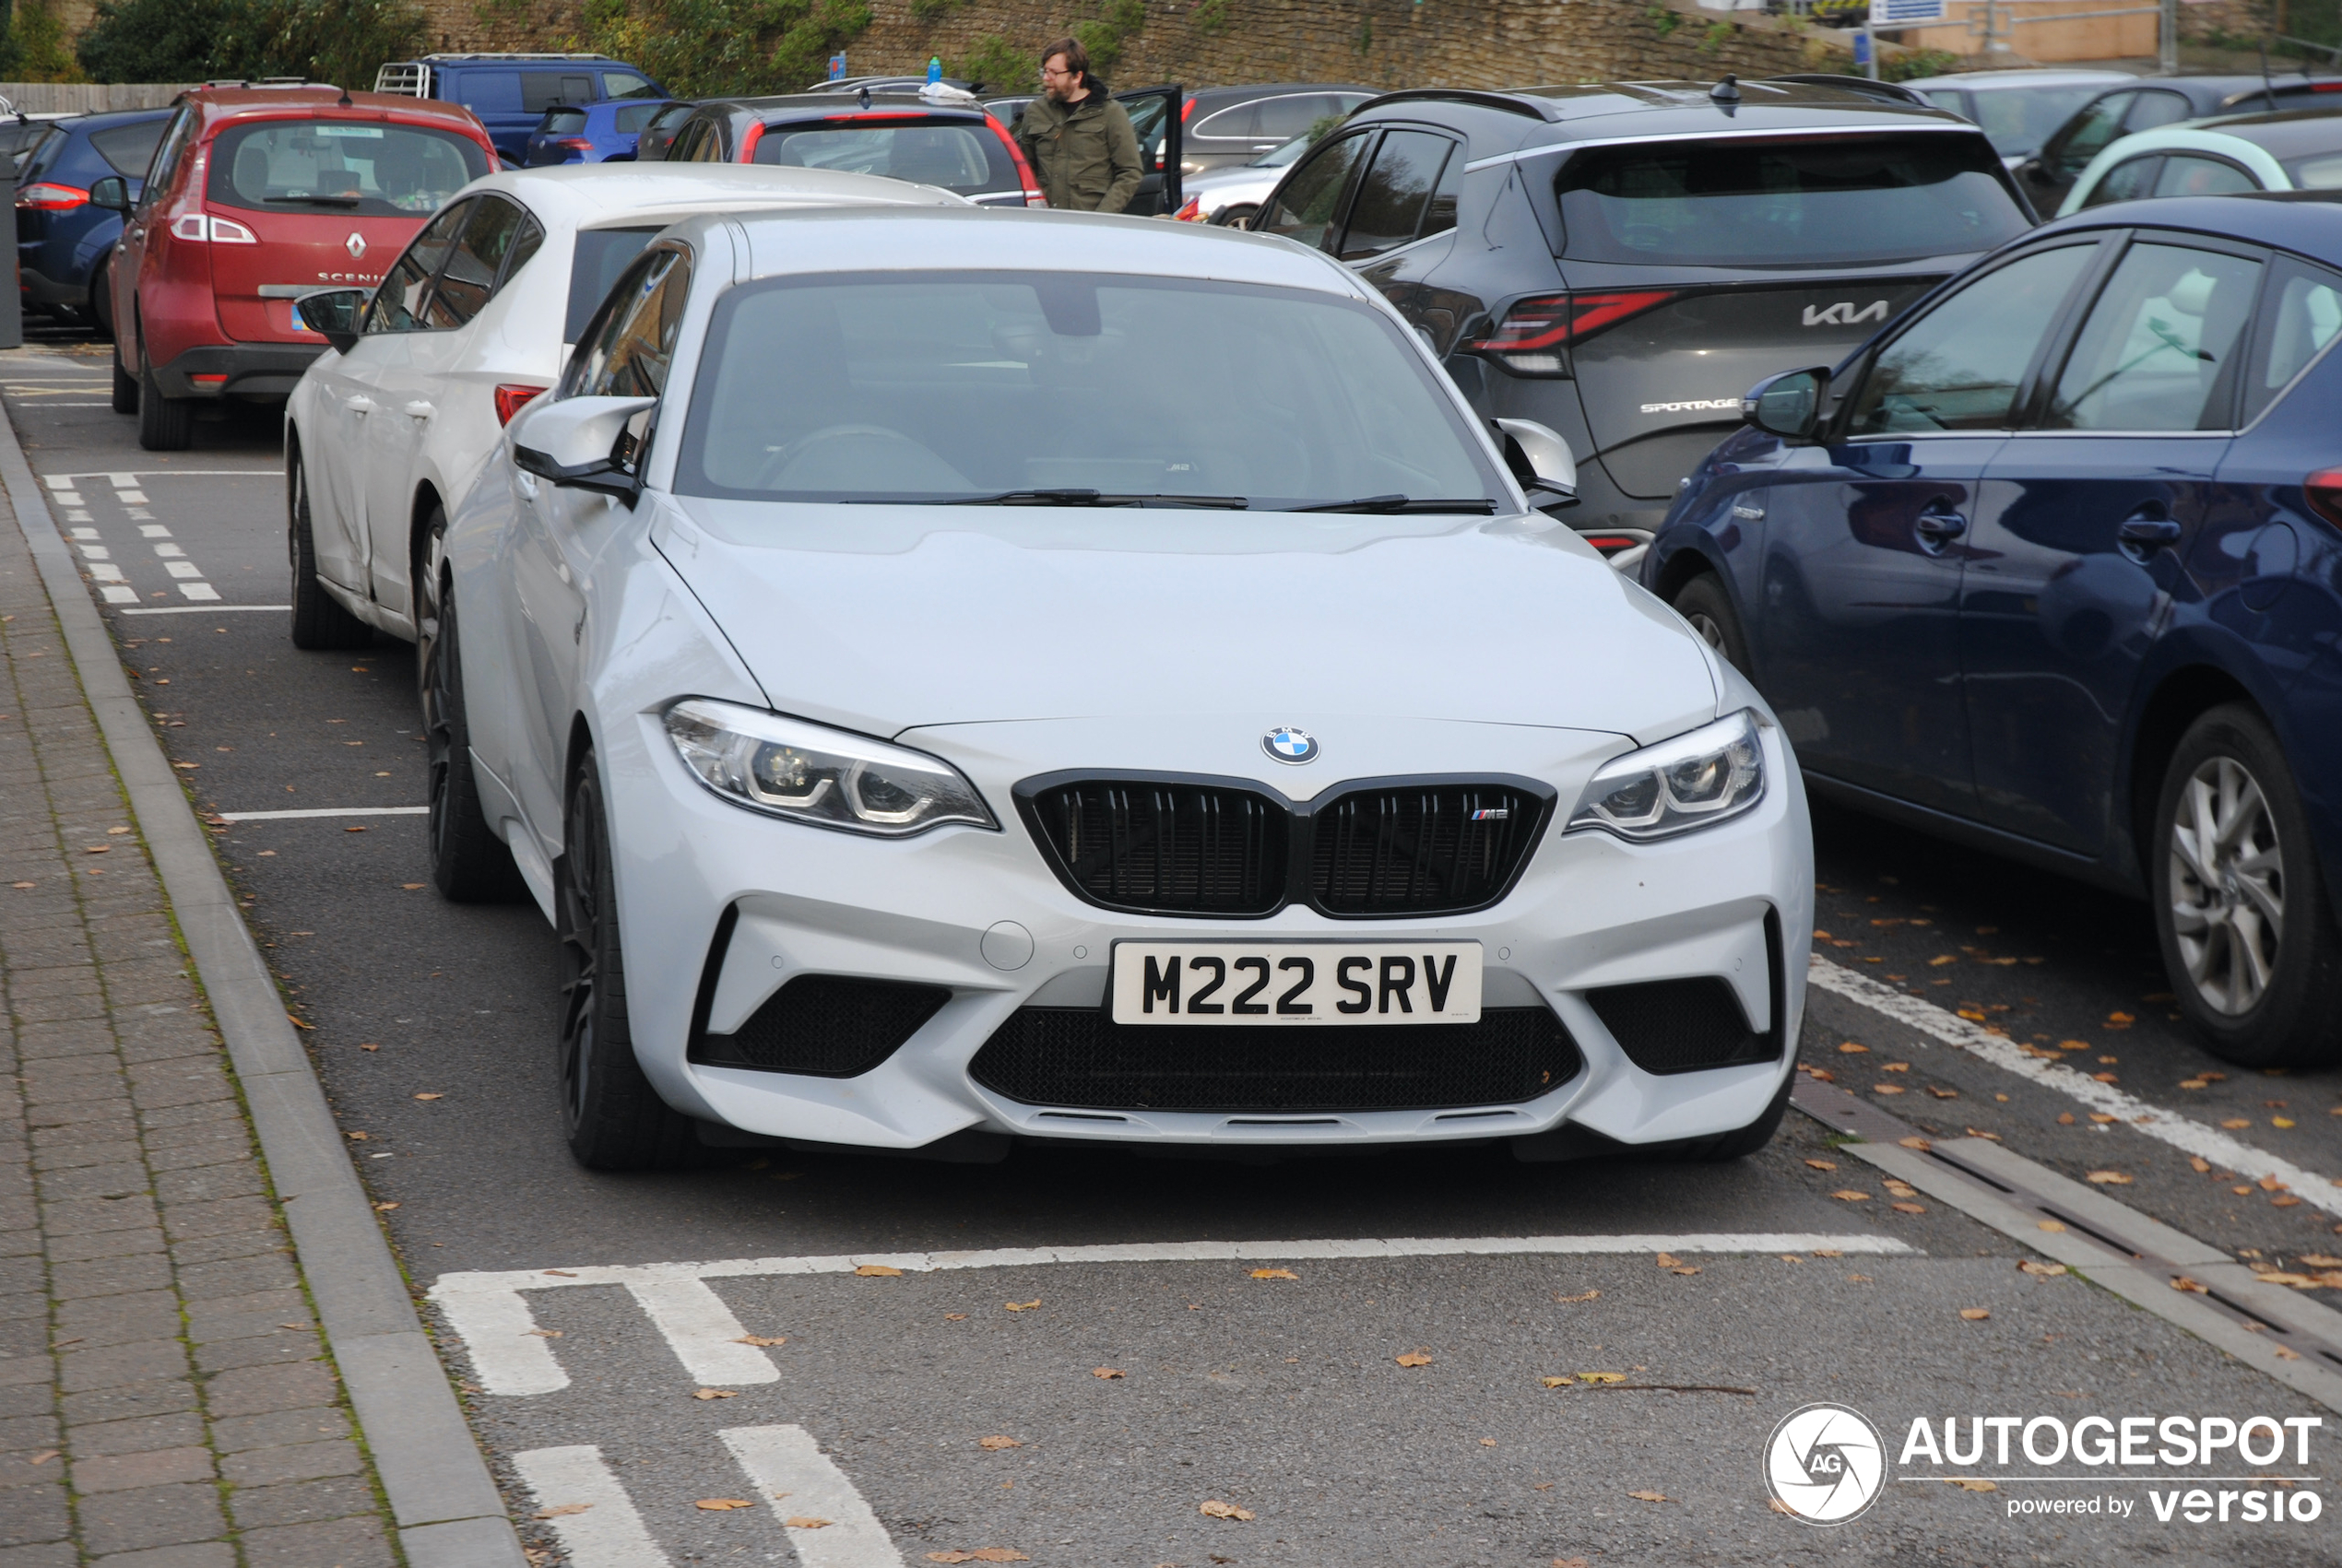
left=0, top=385, right=527, bottom=1568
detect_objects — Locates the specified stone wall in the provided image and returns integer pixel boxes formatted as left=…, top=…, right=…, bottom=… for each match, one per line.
left=402, top=0, right=1863, bottom=92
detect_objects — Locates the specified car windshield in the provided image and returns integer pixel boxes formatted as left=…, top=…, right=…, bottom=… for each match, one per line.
left=1256, top=135, right=1312, bottom=168
left=752, top=120, right=1019, bottom=197
left=1964, top=85, right=2117, bottom=158
left=676, top=271, right=1502, bottom=510
left=207, top=121, right=489, bottom=216
left=1554, top=134, right=2029, bottom=265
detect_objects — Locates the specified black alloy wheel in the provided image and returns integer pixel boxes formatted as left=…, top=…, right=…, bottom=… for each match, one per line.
left=136, top=365, right=191, bottom=451
left=1671, top=572, right=1752, bottom=675
left=2151, top=704, right=2342, bottom=1067
left=421, top=549, right=527, bottom=902
left=285, top=449, right=372, bottom=650
left=557, top=753, right=700, bottom=1170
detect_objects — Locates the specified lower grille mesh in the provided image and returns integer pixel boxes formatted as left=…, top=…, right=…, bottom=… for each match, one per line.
left=1586, top=976, right=1775, bottom=1075
left=969, top=1006, right=1581, bottom=1113
left=694, top=974, right=950, bottom=1077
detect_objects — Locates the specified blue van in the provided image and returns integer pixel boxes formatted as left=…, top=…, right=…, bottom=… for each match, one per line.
left=373, top=53, right=668, bottom=163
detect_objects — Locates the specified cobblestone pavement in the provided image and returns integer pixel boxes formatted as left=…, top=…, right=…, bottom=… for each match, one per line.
left=0, top=475, right=395, bottom=1565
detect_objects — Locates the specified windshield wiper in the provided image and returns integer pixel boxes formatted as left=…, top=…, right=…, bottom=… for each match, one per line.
left=930, top=489, right=1249, bottom=509
left=265, top=194, right=363, bottom=206
left=1283, top=495, right=1499, bottom=514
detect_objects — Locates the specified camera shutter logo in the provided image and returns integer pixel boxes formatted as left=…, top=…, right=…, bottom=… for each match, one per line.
left=1764, top=1402, right=1887, bottom=1525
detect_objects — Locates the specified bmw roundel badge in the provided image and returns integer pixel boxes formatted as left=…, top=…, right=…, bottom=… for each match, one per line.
left=1263, top=726, right=1319, bottom=765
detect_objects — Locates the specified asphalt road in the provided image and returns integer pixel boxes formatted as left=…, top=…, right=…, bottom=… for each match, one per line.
left=8, top=332, right=2340, bottom=1567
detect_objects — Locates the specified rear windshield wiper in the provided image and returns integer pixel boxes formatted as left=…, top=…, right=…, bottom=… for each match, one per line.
left=264, top=194, right=362, bottom=206
left=929, top=489, right=1250, bottom=509
left=1283, top=494, right=1499, bottom=514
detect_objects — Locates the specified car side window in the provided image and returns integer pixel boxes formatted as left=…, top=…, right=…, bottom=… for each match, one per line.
left=1845, top=244, right=2096, bottom=436
left=139, top=107, right=195, bottom=206
left=2048, top=90, right=2134, bottom=175
left=682, top=121, right=724, bottom=162
left=1338, top=130, right=1460, bottom=260
left=564, top=248, right=692, bottom=400
left=2124, top=89, right=2193, bottom=132
left=424, top=196, right=528, bottom=329
left=2241, top=255, right=2342, bottom=423
left=2042, top=242, right=2263, bottom=432
left=2080, top=155, right=2161, bottom=208
left=365, top=200, right=471, bottom=335
left=1254, top=130, right=1372, bottom=253
left=2154, top=154, right=2257, bottom=197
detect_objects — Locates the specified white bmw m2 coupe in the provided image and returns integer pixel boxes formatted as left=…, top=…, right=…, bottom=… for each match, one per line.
left=429, top=206, right=1814, bottom=1169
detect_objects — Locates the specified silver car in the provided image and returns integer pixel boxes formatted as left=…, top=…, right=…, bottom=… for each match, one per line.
left=1179, top=133, right=1312, bottom=227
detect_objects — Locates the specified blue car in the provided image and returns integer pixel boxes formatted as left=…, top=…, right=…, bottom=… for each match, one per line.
left=1648, top=194, right=2342, bottom=1067
left=523, top=98, right=684, bottom=165
left=14, top=108, right=171, bottom=336
left=373, top=53, right=668, bottom=164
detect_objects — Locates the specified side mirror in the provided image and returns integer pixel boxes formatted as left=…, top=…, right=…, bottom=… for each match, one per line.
left=294, top=288, right=368, bottom=354
left=1493, top=417, right=1579, bottom=509
left=1742, top=366, right=1829, bottom=442
left=511, top=395, right=658, bottom=507
left=89, top=175, right=129, bottom=212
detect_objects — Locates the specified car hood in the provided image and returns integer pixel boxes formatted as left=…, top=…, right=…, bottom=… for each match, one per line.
left=652, top=501, right=1720, bottom=744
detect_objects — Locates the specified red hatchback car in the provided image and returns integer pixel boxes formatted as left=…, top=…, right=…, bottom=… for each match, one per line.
left=101, top=85, right=496, bottom=451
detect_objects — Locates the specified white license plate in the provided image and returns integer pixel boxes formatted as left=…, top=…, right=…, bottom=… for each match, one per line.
left=1108, top=942, right=1482, bottom=1026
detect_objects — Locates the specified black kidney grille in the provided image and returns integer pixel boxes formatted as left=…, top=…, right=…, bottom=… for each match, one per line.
left=1026, top=782, right=1285, bottom=914
left=969, top=1006, right=1582, bottom=1113
left=1586, top=976, right=1777, bottom=1076
left=692, top=974, right=950, bottom=1078
left=1310, top=784, right=1542, bottom=914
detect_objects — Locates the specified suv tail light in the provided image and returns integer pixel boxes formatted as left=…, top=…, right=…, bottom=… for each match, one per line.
left=1173, top=195, right=1202, bottom=222
left=1472, top=289, right=1679, bottom=377
left=985, top=116, right=1047, bottom=206
left=2307, top=468, right=2342, bottom=528
left=170, top=213, right=258, bottom=243
left=16, top=182, right=89, bottom=210
left=551, top=137, right=594, bottom=154
left=494, top=384, right=548, bottom=426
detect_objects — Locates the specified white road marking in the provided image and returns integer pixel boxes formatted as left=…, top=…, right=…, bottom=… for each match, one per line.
left=119, top=489, right=147, bottom=504
left=215, top=806, right=427, bottom=822
left=724, top=1425, right=905, bottom=1566
left=76, top=543, right=108, bottom=559
left=54, top=491, right=81, bottom=506
left=119, top=604, right=290, bottom=616
left=86, top=563, right=124, bottom=582
left=101, top=586, right=136, bottom=604
left=178, top=584, right=220, bottom=601
left=41, top=468, right=284, bottom=480
left=430, top=1232, right=1915, bottom=1397
left=625, top=1277, right=775, bottom=1387
left=163, top=561, right=202, bottom=579
left=1808, top=955, right=2340, bottom=1216
left=512, top=1444, right=674, bottom=1568
left=153, top=543, right=184, bottom=558
left=137, top=524, right=169, bottom=537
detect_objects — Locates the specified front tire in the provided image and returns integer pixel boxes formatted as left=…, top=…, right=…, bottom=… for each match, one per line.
left=422, top=544, right=526, bottom=902
left=136, top=366, right=191, bottom=451
left=111, top=355, right=137, bottom=415
left=90, top=261, right=115, bottom=341
left=2152, top=704, right=2342, bottom=1067
left=286, top=449, right=372, bottom=650
left=1670, top=571, right=1752, bottom=675
left=557, top=753, right=699, bottom=1171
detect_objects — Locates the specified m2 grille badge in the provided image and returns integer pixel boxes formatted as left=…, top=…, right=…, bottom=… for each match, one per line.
left=345, top=232, right=368, bottom=260
left=1262, top=726, right=1318, bottom=765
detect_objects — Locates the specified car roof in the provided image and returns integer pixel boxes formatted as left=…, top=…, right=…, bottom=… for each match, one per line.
left=1916, top=68, right=2136, bottom=89
left=695, top=91, right=991, bottom=120
left=1188, top=82, right=1378, bottom=100
left=689, top=205, right=1373, bottom=296
left=187, top=86, right=487, bottom=131
left=52, top=106, right=173, bottom=135
left=2202, top=104, right=2342, bottom=155
left=456, top=162, right=974, bottom=228
left=2033, top=191, right=2342, bottom=252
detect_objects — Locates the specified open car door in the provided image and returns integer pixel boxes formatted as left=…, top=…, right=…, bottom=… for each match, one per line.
left=1113, top=84, right=1183, bottom=217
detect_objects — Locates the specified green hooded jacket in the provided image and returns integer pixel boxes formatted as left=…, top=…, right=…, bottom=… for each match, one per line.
left=1014, top=85, right=1143, bottom=213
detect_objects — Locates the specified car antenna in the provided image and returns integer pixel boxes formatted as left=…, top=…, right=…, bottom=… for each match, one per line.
left=337, top=85, right=353, bottom=108
left=1710, top=73, right=1741, bottom=104
left=858, top=85, right=871, bottom=110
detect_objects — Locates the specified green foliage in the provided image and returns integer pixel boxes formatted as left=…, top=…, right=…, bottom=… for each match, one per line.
left=1354, top=18, right=1373, bottom=53
left=77, top=0, right=422, bottom=88
left=909, top=0, right=962, bottom=24
left=1304, top=110, right=1343, bottom=144
left=1697, top=18, right=1733, bottom=54
left=954, top=31, right=1035, bottom=94
left=581, top=0, right=870, bottom=96
left=1881, top=46, right=1961, bottom=81
left=1190, top=0, right=1227, bottom=37
left=1070, top=0, right=1143, bottom=77
left=4, top=0, right=86, bottom=80
left=1645, top=5, right=1682, bottom=38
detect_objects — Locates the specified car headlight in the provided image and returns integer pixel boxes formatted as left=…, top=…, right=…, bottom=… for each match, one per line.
left=662, top=698, right=997, bottom=837
left=1566, top=709, right=1766, bottom=841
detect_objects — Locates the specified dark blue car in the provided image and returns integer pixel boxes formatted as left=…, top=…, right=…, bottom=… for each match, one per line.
left=14, top=109, right=171, bottom=336
left=523, top=98, right=684, bottom=165
left=1648, top=195, right=2342, bottom=1067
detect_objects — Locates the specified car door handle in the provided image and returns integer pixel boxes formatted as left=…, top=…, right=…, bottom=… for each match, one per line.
left=2116, top=516, right=2183, bottom=549
left=402, top=400, right=435, bottom=420
left=1914, top=511, right=1968, bottom=541
left=343, top=395, right=376, bottom=414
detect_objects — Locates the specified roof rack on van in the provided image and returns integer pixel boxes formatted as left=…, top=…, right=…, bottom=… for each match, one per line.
left=203, top=77, right=314, bottom=89
left=1355, top=88, right=1561, bottom=121
left=415, top=52, right=613, bottom=62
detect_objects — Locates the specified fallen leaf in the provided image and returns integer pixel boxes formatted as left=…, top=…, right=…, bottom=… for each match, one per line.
left=2297, top=1254, right=2342, bottom=1268
left=2223, top=1118, right=2253, bottom=1129
left=1847, top=1273, right=1873, bottom=1282
left=1767, top=1501, right=1793, bottom=1515
left=1837, top=1042, right=1870, bottom=1054
left=2275, top=1196, right=2303, bottom=1208
left=2276, top=1117, right=2298, bottom=1128
left=1927, top=1086, right=1959, bottom=1099
left=1249, top=1268, right=1298, bottom=1280
left=2277, top=1346, right=2303, bottom=1360
left=2038, top=1220, right=2066, bottom=1232
left=1799, top=1066, right=1836, bottom=1082
left=977, top=1435, right=1023, bottom=1450
left=1200, top=1500, right=1255, bottom=1521
left=372, top=1200, right=398, bottom=1211
left=785, top=1516, right=834, bottom=1528
left=1873, top=1084, right=1906, bottom=1095
left=1949, top=1478, right=1999, bottom=1492
left=944, top=1313, right=969, bottom=1321
left=1811, top=1248, right=1843, bottom=1257
left=1898, top=1136, right=1931, bottom=1150
left=344, top=1130, right=370, bottom=1141
left=534, top=1503, right=592, bottom=1518
left=1481, top=1437, right=1497, bottom=1446
left=2093, top=1072, right=2118, bottom=1083
left=692, top=1388, right=738, bottom=1400
left=2018, top=1261, right=2067, bottom=1278
left=543, top=1269, right=575, bottom=1278
left=288, top=1014, right=313, bottom=1030
left=414, top=1092, right=443, bottom=1101
left=735, top=1335, right=787, bottom=1347
left=1541, top=1376, right=1570, bottom=1388
left=1092, top=1367, right=1125, bottom=1379
left=854, top=1265, right=904, bottom=1277
left=1966, top=1128, right=2003, bottom=1141
left=83, top=844, right=108, bottom=854
left=9, top=881, right=32, bottom=890
left=2086, top=1171, right=2132, bottom=1185
left=2234, top=1185, right=2255, bottom=1196
left=1882, top=1062, right=1910, bottom=1072
left=27, top=1449, right=57, bottom=1465
left=696, top=1499, right=755, bottom=1510
left=2179, top=1079, right=2209, bottom=1091
left=1579, top=1372, right=1626, bottom=1384
left=2171, top=1276, right=2208, bottom=1293
left=1929, top=954, right=1956, bottom=966
left=360, top=1043, right=379, bottom=1051
left=2190, top=1157, right=2213, bottom=1173
left=1891, top=1202, right=1926, bottom=1214
left=2260, top=1173, right=2289, bottom=1192
left=1395, top=1351, right=1434, bottom=1367
left=2057, top=1113, right=2076, bottom=1126
left=1958, top=1308, right=1991, bottom=1320
left=1655, top=1252, right=1683, bottom=1267
left=1627, top=1489, right=1669, bottom=1503
left=1830, top=1189, right=1871, bottom=1202
left=345, top=825, right=368, bottom=833
left=172, top=760, right=198, bottom=770
left=1803, top=1159, right=1839, bottom=1172
left=929, top=1553, right=1028, bottom=1564
left=1552, top=1289, right=1598, bottom=1303
left=2088, top=1113, right=2119, bottom=1125
left=1004, top=1299, right=1041, bottom=1312
left=401, top=883, right=425, bottom=890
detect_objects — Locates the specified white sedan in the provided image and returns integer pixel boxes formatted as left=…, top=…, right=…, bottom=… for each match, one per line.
left=434, top=206, right=1814, bottom=1169
left=281, top=162, right=965, bottom=660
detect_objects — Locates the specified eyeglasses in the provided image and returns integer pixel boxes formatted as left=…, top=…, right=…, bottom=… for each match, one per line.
left=1041, top=63, right=1075, bottom=78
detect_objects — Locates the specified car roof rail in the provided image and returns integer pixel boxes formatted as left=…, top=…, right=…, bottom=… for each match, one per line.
left=1354, top=88, right=1560, bottom=121
left=201, top=77, right=316, bottom=90
left=416, top=52, right=615, bottom=63
left=1768, top=72, right=1934, bottom=107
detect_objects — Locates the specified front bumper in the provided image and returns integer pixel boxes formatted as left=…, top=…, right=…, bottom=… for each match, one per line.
left=154, top=342, right=326, bottom=401
left=600, top=710, right=1813, bottom=1154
